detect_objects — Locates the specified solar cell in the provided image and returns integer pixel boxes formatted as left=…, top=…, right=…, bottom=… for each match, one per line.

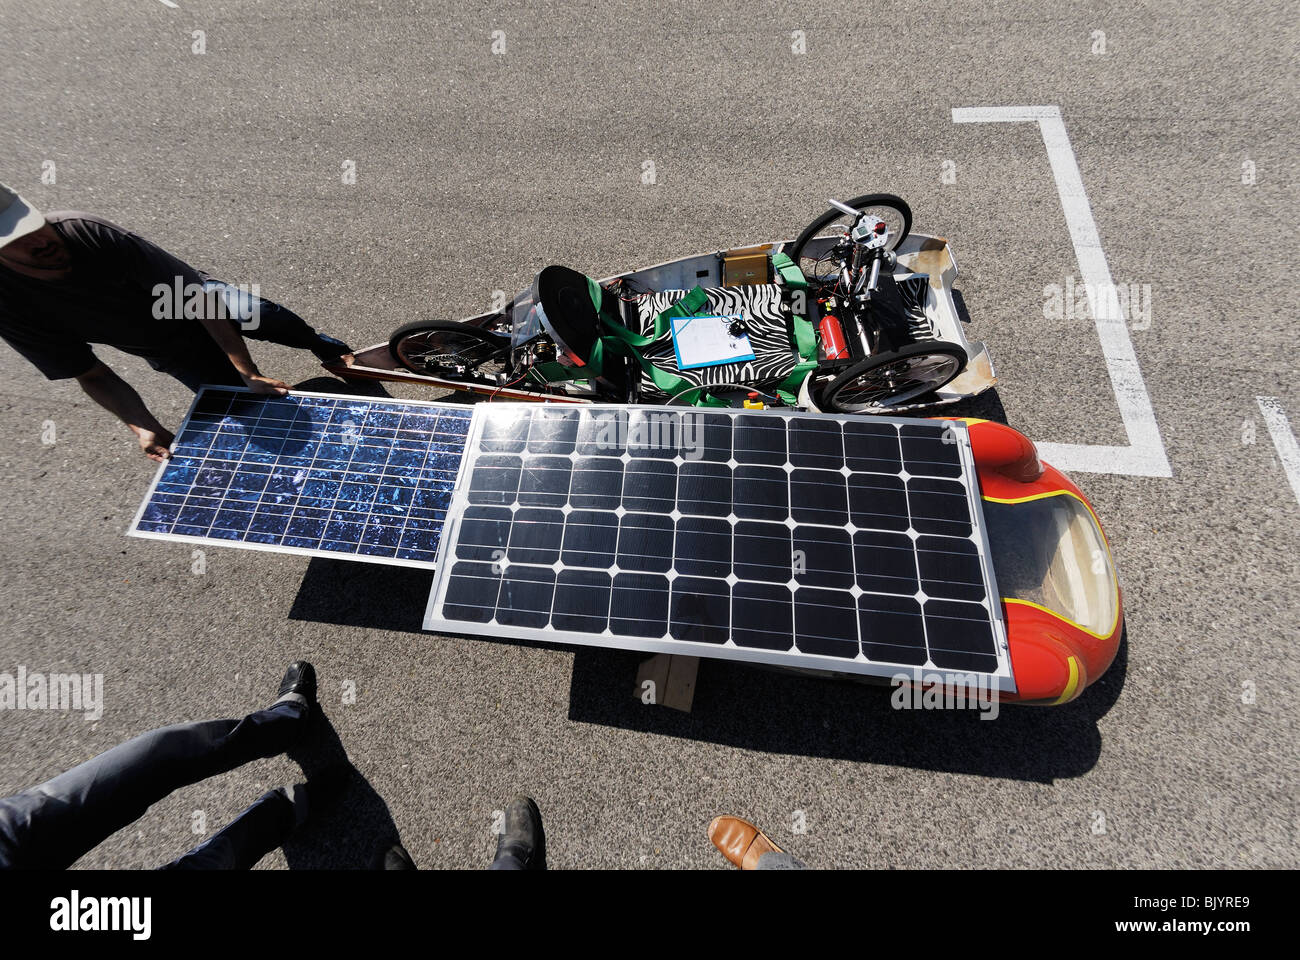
left=129, top=387, right=473, bottom=567
left=423, top=405, right=1013, bottom=689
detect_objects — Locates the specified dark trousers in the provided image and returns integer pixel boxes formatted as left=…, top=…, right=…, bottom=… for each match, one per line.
left=147, top=286, right=325, bottom=392
left=0, top=699, right=307, bottom=870
left=159, top=788, right=297, bottom=870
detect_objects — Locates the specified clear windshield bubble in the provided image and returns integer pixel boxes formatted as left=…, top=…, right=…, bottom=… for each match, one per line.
left=510, top=295, right=545, bottom=350
left=984, top=494, right=1118, bottom=636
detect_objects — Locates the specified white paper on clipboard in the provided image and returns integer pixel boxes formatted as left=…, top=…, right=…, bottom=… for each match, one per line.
left=669, top=314, right=756, bottom=370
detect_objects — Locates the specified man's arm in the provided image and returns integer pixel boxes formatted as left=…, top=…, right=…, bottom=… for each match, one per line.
left=64, top=215, right=289, bottom=396
left=194, top=313, right=288, bottom=396
left=75, top=361, right=175, bottom=463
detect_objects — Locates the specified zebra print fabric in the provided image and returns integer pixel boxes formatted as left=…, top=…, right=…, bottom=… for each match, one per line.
left=633, top=284, right=801, bottom=396
left=894, top=273, right=937, bottom=341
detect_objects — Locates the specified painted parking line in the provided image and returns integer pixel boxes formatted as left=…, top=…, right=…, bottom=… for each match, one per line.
left=1256, top=397, right=1300, bottom=508
left=157, top=0, right=179, bottom=8
left=952, top=105, right=1172, bottom=479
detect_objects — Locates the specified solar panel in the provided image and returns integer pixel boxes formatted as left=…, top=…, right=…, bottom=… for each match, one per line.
left=423, top=405, right=1014, bottom=690
left=129, top=387, right=473, bottom=568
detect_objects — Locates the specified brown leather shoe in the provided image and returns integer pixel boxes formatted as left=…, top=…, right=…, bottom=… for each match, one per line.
left=708, top=815, right=784, bottom=870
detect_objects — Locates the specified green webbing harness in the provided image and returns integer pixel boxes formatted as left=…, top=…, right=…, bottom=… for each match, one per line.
left=771, top=252, right=819, bottom=405
left=531, top=257, right=819, bottom=407
left=590, top=283, right=731, bottom=406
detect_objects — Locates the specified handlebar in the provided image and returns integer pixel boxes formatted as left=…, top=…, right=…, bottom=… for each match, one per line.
left=827, top=198, right=862, bottom=218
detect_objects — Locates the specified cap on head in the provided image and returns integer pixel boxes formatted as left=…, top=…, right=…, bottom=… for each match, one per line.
left=0, top=183, right=46, bottom=248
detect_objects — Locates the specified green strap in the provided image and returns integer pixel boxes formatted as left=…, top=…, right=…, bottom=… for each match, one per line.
left=586, top=276, right=605, bottom=313
left=534, top=337, right=720, bottom=406
left=771, top=253, right=818, bottom=403
left=772, top=251, right=809, bottom=290
left=529, top=360, right=581, bottom=383
left=791, top=312, right=816, bottom=361
left=596, top=334, right=728, bottom=407
left=641, top=362, right=731, bottom=407
left=534, top=277, right=817, bottom=408
left=582, top=284, right=726, bottom=405
left=774, top=358, right=818, bottom=405
left=599, top=285, right=710, bottom=349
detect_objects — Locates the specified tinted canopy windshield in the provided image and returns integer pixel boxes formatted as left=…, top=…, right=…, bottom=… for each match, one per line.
left=983, top=493, right=1118, bottom=636
left=510, top=288, right=545, bottom=350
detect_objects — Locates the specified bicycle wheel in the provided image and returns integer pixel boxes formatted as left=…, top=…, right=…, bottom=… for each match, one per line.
left=786, top=194, right=911, bottom=285
left=388, top=320, right=512, bottom=383
left=815, top=341, right=965, bottom=413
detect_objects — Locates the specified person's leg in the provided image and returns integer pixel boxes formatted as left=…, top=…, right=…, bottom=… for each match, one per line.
left=487, top=850, right=527, bottom=870
left=0, top=662, right=316, bottom=870
left=146, top=338, right=246, bottom=392
left=162, top=765, right=349, bottom=870
left=159, top=788, right=297, bottom=870
left=206, top=281, right=352, bottom=361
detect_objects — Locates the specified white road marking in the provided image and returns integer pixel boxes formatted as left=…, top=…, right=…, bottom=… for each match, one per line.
left=952, top=105, right=1172, bottom=478
left=1256, top=397, right=1300, bottom=508
left=157, top=0, right=179, bottom=8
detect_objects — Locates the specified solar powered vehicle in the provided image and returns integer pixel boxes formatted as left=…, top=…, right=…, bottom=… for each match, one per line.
left=124, top=185, right=1121, bottom=712
left=131, top=393, right=1122, bottom=706
left=330, top=195, right=997, bottom=413
left=910, top=416, right=1120, bottom=705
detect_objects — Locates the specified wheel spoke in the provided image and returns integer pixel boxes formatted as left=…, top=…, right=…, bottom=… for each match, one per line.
left=832, top=352, right=961, bottom=411
left=398, top=330, right=509, bottom=382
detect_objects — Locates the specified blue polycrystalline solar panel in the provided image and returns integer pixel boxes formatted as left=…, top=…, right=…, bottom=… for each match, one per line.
left=423, top=405, right=1014, bottom=690
left=129, top=387, right=473, bottom=567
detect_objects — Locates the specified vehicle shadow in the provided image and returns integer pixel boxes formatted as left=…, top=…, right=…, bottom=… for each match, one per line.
left=288, top=558, right=562, bottom=657
left=280, top=707, right=405, bottom=869
left=564, top=626, right=1128, bottom=785
left=945, top=386, right=1009, bottom=425
left=289, top=558, right=1128, bottom=785
left=944, top=288, right=1009, bottom=425
left=952, top=288, right=975, bottom=327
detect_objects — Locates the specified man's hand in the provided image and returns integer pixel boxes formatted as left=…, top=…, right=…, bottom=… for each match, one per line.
left=137, top=427, right=175, bottom=463
left=74, top=361, right=178, bottom=465
left=241, top=372, right=291, bottom=396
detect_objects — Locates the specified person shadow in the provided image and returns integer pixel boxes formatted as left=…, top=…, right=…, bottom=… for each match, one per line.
left=279, top=708, right=405, bottom=869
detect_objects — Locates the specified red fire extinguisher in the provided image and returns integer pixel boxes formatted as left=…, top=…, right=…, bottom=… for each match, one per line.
left=819, top=314, right=849, bottom=360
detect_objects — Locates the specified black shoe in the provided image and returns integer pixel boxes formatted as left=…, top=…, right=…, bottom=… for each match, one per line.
left=374, top=843, right=418, bottom=871
left=490, top=796, right=545, bottom=870
left=311, top=334, right=354, bottom=363
left=277, top=660, right=317, bottom=706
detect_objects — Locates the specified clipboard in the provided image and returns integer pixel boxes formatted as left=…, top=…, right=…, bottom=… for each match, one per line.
left=669, top=314, right=756, bottom=370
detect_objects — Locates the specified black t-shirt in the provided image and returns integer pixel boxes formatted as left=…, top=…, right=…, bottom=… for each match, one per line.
left=0, top=212, right=213, bottom=379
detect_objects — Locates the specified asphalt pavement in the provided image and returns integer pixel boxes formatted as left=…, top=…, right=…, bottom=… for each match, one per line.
left=0, top=0, right=1295, bottom=869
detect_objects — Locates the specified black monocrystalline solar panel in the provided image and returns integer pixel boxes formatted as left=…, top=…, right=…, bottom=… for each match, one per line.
left=424, top=405, right=1012, bottom=688
left=129, top=387, right=473, bottom=567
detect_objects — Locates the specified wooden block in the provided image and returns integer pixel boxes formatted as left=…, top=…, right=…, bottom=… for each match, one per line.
left=635, top=653, right=671, bottom=706
left=663, top=655, right=699, bottom=712
left=634, top=653, right=699, bottom=712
